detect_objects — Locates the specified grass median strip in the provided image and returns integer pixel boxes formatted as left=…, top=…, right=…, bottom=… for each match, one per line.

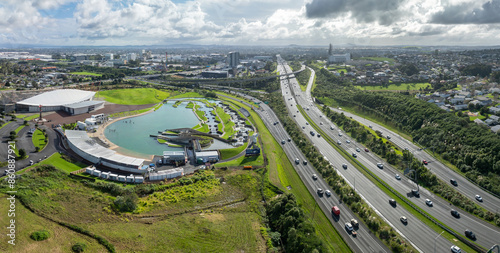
left=298, top=105, right=482, bottom=253
left=217, top=93, right=352, bottom=253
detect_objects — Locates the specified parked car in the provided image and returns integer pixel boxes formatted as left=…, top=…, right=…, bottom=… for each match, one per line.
left=451, top=209, right=460, bottom=218
left=475, top=195, right=483, bottom=202
left=465, top=229, right=476, bottom=240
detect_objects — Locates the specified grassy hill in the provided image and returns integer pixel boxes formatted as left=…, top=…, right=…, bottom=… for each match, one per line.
left=96, top=88, right=170, bottom=105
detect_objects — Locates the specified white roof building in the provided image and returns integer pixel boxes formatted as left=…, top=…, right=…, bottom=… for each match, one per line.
left=17, top=89, right=95, bottom=106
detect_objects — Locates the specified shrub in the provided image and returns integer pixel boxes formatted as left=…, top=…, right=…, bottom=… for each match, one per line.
left=72, top=242, right=87, bottom=252
left=114, top=193, right=138, bottom=212
left=30, top=230, right=50, bottom=241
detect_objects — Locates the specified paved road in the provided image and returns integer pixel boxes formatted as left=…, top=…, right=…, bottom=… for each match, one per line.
left=329, top=106, right=500, bottom=216
left=277, top=56, right=470, bottom=252
left=217, top=96, right=389, bottom=252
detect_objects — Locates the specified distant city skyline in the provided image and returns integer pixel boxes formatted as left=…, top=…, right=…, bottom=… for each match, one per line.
left=1, top=0, right=500, bottom=47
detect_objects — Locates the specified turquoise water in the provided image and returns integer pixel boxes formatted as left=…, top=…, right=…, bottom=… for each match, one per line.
left=105, top=101, right=202, bottom=158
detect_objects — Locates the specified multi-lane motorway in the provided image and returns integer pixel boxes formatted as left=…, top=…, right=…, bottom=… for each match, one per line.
left=328, top=106, right=500, bottom=215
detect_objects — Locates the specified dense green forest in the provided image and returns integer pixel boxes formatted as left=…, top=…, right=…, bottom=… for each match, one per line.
left=311, top=66, right=500, bottom=196
left=267, top=194, right=327, bottom=253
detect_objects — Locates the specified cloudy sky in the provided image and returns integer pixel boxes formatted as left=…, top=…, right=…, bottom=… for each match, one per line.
left=1, top=0, right=499, bottom=46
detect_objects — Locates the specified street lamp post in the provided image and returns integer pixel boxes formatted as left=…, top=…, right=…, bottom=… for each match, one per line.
left=434, top=231, right=444, bottom=253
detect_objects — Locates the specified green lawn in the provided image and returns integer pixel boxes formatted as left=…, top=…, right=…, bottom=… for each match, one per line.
left=14, top=125, right=25, bottom=134
left=169, top=92, right=205, bottom=99
left=192, top=123, right=209, bottom=133
left=0, top=121, right=12, bottom=130
left=70, top=71, right=103, bottom=77
left=24, top=114, right=40, bottom=121
left=186, top=102, right=195, bottom=109
left=355, top=82, right=430, bottom=91
left=32, top=129, right=47, bottom=150
left=15, top=114, right=27, bottom=118
left=96, top=88, right=170, bottom=105
left=358, top=57, right=395, bottom=63
left=37, top=153, right=87, bottom=173
left=219, top=144, right=247, bottom=160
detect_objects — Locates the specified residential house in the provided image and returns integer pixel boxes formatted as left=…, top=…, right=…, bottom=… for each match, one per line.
left=490, top=115, right=500, bottom=122
left=474, top=118, right=486, bottom=125
left=450, top=95, right=465, bottom=104
left=490, top=107, right=500, bottom=115
left=491, top=125, right=500, bottom=133
left=453, top=104, right=468, bottom=110
left=485, top=119, right=497, bottom=126
left=476, top=96, right=492, bottom=106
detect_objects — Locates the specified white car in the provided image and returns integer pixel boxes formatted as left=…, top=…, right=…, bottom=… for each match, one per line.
left=345, top=222, right=353, bottom=232
left=346, top=140, right=351, bottom=144
left=451, top=245, right=461, bottom=253
left=425, top=199, right=433, bottom=206
left=395, top=174, right=401, bottom=180
left=325, top=190, right=331, bottom=197
left=312, top=174, right=318, bottom=180
left=475, top=195, right=483, bottom=202
left=356, top=148, right=360, bottom=152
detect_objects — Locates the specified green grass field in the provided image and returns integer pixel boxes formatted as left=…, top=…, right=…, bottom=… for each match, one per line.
left=70, top=71, right=103, bottom=77
left=32, top=129, right=47, bottom=150
left=15, top=114, right=27, bottom=118
left=219, top=144, right=247, bottom=160
left=38, top=153, right=87, bottom=173
left=193, top=123, right=209, bottom=133
left=14, top=125, right=25, bottom=134
left=24, top=115, right=40, bottom=121
left=169, top=91, right=205, bottom=99
left=355, top=82, right=430, bottom=91
left=96, top=88, right=170, bottom=105
left=358, top=57, right=395, bottom=63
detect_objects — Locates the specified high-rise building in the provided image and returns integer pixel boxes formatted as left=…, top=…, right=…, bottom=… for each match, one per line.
left=104, top=53, right=114, bottom=60
left=127, top=53, right=136, bottom=61
left=328, top=44, right=333, bottom=56
left=227, top=51, right=240, bottom=68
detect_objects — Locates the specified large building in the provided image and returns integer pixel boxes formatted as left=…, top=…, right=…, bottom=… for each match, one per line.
left=328, top=53, right=351, bottom=64
left=16, top=89, right=104, bottom=115
left=227, top=51, right=240, bottom=68
left=65, top=130, right=146, bottom=174
left=201, top=70, right=228, bottom=78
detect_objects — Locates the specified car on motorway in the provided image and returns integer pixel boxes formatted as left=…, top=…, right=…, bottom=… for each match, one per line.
left=331, top=206, right=340, bottom=216
left=412, top=189, right=420, bottom=197
left=338, top=132, right=342, bottom=136
left=377, top=163, right=384, bottom=169
left=345, top=222, right=353, bottom=232
left=395, top=174, right=401, bottom=180
left=425, top=199, right=433, bottom=206
left=29, top=160, right=34, bottom=166
left=352, top=153, right=357, bottom=158
left=400, top=216, right=407, bottom=224
left=320, top=115, right=322, bottom=118
left=465, top=229, right=476, bottom=240
left=281, top=140, right=286, bottom=144
left=337, top=140, right=342, bottom=145
left=303, top=160, right=307, bottom=165
left=356, top=148, right=360, bottom=152
left=475, top=195, right=483, bottom=202
left=330, top=125, right=335, bottom=130
left=297, top=110, right=299, bottom=113
left=317, top=188, right=324, bottom=195
left=320, top=122, right=323, bottom=125
left=306, top=122, right=309, bottom=125
left=389, top=199, right=397, bottom=206
left=288, top=138, right=291, bottom=142
left=302, top=126, right=305, bottom=129
left=317, top=134, right=321, bottom=138
left=386, top=135, right=391, bottom=139
left=450, top=179, right=458, bottom=186
left=423, top=160, right=428, bottom=165
left=342, top=164, right=348, bottom=169
left=346, top=140, right=351, bottom=143
left=451, top=209, right=460, bottom=218
left=312, top=174, right=318, bottom=180
left=293, top=114, right=296, bottom=117
left=364, top=148, right=369, bottom=152
left=451, top=245, right=461, bottom=253
left=351, top=219, right=359, bottom=227
left=310, top=131, right=315, bottom=136
left=295, top=158, right=300, bottom=164
left=369, top=125, right=372, bottom=128
left=325, top=190, right=331, bottom=197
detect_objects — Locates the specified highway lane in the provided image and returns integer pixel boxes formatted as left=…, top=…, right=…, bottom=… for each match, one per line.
left=277, top=57, right=474, bottom=252
left=287, top=60, right=500, bottom=249
left=329, top=106, right=500, bottom=215
left=219, top=93, right=388, bottom=253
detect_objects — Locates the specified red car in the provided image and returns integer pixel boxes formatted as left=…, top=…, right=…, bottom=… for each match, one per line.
left=365, top=148, right=369, bottom=152
left=423, top=160, right=428, bottom=165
